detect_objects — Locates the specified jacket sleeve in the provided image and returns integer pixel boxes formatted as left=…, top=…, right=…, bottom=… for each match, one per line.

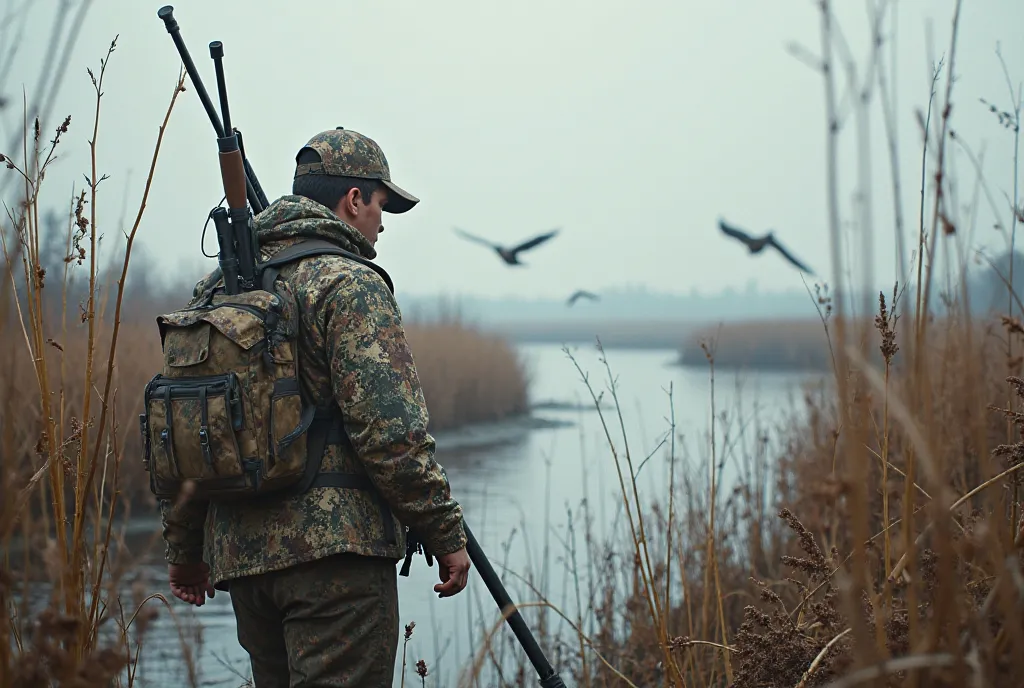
left=159, top=496, right=208, bottom=565
left=320, top=267, right=467, bottom=557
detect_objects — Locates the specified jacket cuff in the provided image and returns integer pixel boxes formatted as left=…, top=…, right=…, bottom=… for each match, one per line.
left=424, top=518, right=468, bottom=558
left=165, top=543, right=206, bottom=566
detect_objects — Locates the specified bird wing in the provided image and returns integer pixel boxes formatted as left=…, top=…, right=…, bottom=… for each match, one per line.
left=767, top=235, right=814, bottom=274
left=511, top=229, right=559, bottom=253
left=567, top=290, right=598, bottom=305
left=718, top=219, right=755, bottom=244
left=453, top=227, right=500, bottom=250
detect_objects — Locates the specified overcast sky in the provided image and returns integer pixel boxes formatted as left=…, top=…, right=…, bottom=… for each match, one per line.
left=3, top=0, right=1023, bottom=301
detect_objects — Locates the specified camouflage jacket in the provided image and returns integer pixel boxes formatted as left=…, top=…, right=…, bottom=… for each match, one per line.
left=159, top=195, right=467, bottom=587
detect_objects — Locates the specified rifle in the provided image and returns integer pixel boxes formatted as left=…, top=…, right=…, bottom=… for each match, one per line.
left=158, top=5, right=266, bottom=295
left=155, top=7, right=567, bottom=686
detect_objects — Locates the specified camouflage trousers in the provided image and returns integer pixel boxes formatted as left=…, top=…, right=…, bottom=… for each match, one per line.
left=228, top=553, right=399, bottom=687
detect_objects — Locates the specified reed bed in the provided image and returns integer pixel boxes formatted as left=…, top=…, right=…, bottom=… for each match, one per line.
left=0, top=318, right=529, bottom=520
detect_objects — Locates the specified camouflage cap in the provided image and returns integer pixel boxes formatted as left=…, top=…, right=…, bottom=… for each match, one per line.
left=293, top=127, right=420, bottom=214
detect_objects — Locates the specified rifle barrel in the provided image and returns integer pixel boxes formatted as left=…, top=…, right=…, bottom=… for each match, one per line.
left=209, top=41, right=232, bottom=135
left=157, top=6, right=224, bottom=139
left=157, top=5, right=266, bottom=214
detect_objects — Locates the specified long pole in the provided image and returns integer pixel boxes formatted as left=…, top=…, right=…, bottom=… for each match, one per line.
left=465, top=523, right=567, bottom=687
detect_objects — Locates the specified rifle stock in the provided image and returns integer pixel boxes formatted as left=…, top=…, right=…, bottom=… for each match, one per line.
left=210, top=40, right=257, bottom=289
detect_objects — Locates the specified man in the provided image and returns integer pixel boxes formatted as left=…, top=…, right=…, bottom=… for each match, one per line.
left=159, top=127, right=472, bottom=687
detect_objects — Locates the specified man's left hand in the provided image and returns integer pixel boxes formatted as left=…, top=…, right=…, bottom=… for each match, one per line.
left=434, top=547, right=471, bottom=598
left=168, top=562, right=216, bottom=607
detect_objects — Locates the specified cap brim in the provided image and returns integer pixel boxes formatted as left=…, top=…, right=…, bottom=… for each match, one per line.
left=381, top=180, right=419, bottom=214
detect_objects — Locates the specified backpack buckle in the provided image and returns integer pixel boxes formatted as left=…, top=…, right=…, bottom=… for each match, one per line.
left=199, top=426, right=214, bottom=469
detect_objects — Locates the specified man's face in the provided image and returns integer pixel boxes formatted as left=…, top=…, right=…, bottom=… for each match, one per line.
left=348, top=187, right=389, bottom=246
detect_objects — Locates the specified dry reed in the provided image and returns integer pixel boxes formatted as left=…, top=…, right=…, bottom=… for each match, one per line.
left=1, top=34, right=188, bottom=687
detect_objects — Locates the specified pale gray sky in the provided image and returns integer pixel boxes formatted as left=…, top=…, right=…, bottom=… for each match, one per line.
left=3, top=0, right=1023, bottom=301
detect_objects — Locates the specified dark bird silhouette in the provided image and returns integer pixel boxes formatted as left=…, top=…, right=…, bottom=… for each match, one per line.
left=453, top=227, right=559, bottom=265
left=718, top=219, right=815, bottom=274
left=567, top=290, right=599, bottom=306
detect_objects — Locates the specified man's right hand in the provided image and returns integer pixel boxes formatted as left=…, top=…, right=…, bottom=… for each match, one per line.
left=169, top=562, right=216, bottom=607
left=433, top=547, right=471, bottom=598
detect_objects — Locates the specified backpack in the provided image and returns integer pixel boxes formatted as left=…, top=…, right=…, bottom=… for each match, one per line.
left=138, top=237, right=398, bottom=538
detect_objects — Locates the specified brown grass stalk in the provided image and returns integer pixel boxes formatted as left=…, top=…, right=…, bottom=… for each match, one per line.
left=0, top=34, right=189, bottom=685
left=818, top=0, right=881, bottom=673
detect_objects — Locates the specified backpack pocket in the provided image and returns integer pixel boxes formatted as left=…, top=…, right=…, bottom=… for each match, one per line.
left=143, top=372, right=246, bottom=491
left=267, top=377, right=315, bottom=480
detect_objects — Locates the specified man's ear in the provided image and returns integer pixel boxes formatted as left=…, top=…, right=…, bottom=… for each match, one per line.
left=336, top=187, right=362, bottom=217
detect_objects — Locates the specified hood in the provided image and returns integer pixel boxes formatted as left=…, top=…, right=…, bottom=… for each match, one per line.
left=254, top=194, right=376, bottom=260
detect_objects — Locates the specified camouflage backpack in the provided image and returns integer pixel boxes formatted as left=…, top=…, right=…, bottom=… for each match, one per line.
left=139, top=238, right=395, bottom=505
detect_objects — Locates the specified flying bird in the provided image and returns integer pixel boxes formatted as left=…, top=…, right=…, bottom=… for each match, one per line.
left=453, top=227, right=559, bottom=266
left=717, top=219, right=815, bottom=275
left=567, top=290, right=599, bottom=306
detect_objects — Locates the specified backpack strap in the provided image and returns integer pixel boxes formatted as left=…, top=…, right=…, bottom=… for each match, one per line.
left=311, top=413, right=397, bottom=547
left=255, top=406, right=397, bottom=547
left=252, top=239, right=398, bottom=547
left=257, top=238, right=394, bottom=294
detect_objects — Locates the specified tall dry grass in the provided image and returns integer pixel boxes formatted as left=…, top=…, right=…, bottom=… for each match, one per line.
left=0, top=33, right=530, bottom=688
left=447, top=2, right=1024, bottom=687
left=0, top=35, right=189, bottom=686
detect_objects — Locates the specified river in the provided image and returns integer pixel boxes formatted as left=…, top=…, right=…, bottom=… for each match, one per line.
left=50, top=342, right=827, bottom=687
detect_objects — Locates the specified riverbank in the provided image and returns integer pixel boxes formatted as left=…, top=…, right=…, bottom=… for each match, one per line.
left=483, top=318, right=699, bottom=349
left=676, top=317, right=835, bottom=370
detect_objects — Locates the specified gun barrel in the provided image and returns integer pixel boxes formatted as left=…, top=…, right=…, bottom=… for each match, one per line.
left=237, top=131, right=269, bottom=211
left=156, top=6, right=266, bottom=215
left=209, top=41, right=233, bottom=136
left=158, top=6, right=225, bottom=139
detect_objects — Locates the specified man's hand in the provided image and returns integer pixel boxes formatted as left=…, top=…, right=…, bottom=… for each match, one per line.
left=434, top=547, right=471, bottom=598
left=169, top=562, right=216, bottom=607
